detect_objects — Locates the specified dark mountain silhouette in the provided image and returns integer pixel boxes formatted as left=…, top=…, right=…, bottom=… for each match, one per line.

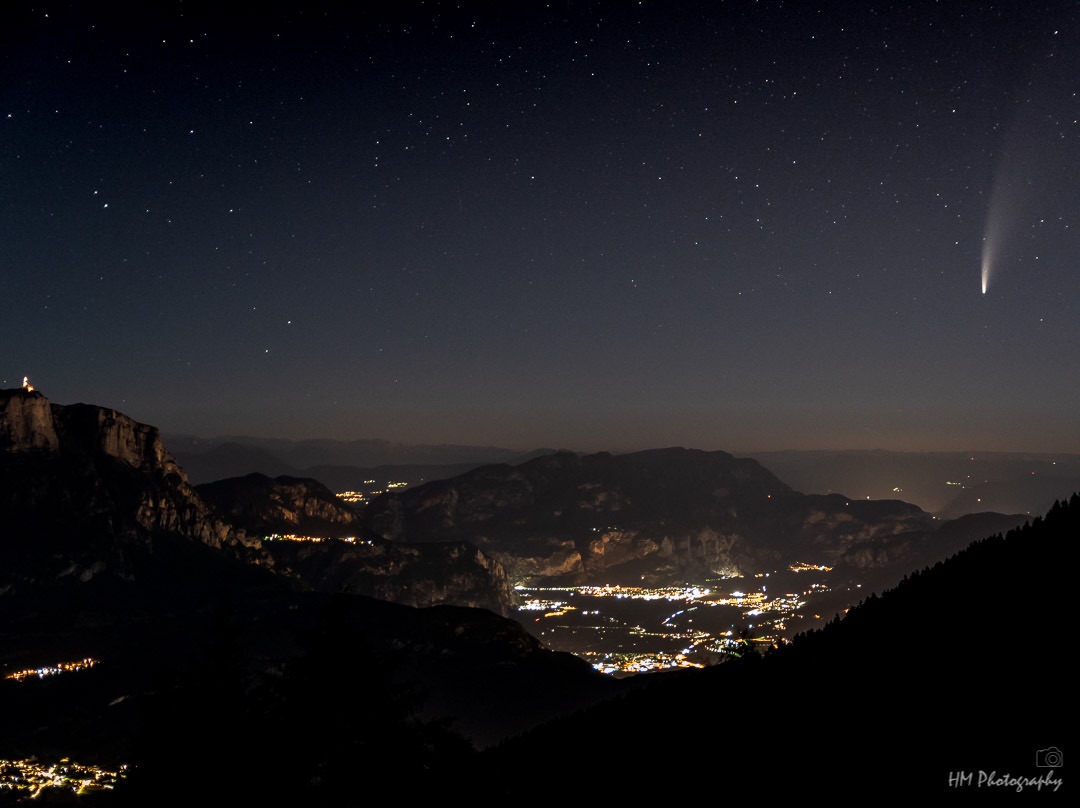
left=194, top=472, right=518, bottom=615
left=937, top=473, right=1080, bottom=520
left=166, top=441, right=301, bottom=484
left=171, top=438, right=1080, bottom=520
left=363, top=448, right=953, bottom=586
left=753, top=448, right=1080, bottom=515
left=168, top=432, right=553, bottom=484
left=196, top=472, right=363, bottom=538
left=484, top=493, right=1074, bottom=799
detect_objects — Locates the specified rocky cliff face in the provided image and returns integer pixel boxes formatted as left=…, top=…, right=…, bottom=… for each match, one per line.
left=364, top=448, right=936, bottom=585
left=0, top=388, right=60, bottom=451
left=0, top=388, right=260, bottom=592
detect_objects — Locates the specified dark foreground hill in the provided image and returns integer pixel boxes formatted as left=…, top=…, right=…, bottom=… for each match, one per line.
left=484, top=494, right=1075, bottom=799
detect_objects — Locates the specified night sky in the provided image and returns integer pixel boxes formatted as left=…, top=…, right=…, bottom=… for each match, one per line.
left=3, top=1, right=1077, bottom=454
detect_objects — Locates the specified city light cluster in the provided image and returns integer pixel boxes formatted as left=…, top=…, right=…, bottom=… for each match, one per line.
left=584, top=651, right=705, bottom=675
left=336, top=481, right=409, bottom=505
left=573, top=584, right=712, bottom=601
left=262, top=534, right=370, bottom=544
left=789, top=561, right=834, bottom=572
left=0, top=757, right=126, bottom=799
left=5, top=658, right=98, bottom=682
left=517, top=567, right=843, bottom=674
left=519, top=599, right=564, bottom=611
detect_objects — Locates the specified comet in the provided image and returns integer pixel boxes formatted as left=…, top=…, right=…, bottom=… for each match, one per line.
left=980, top=229, right=996, bottom=294
left=979, top=32, right=1064, bottom=296
left=979, top=168, right=1021, bottom=297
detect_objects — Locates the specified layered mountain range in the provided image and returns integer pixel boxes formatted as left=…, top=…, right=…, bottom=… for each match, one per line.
left=2, top=386, right=1029, bottom=617
left=0, top=388, right=517, bottom=615
left=362, top=448, right=1027, bottom=590
left=0, top=387, right=1070, bottom=801
left=172, top=434, right=1080, bottom=518
left=0, top=388, right=615, bottom=762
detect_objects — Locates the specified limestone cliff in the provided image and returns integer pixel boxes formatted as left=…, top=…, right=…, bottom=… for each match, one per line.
left=0, top=387, right=260, bottom=592
left=0, top=388, right=60, bottom=451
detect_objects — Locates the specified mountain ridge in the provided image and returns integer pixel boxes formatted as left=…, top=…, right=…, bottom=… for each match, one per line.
left=168, top=431, right=1076, bottom=519
left=362, top=447, right=946, bottom=586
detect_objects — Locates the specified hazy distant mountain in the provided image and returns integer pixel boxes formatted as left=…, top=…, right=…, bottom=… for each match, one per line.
left=168, top=432, right=554, bottom=484
left=936, top=473, right=1080, bottom=519
left=169, top=441, right=301, bottom=484
left=299, top=461, right=507, bottom=494
left=751, top=448, right=1080, bottom=515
